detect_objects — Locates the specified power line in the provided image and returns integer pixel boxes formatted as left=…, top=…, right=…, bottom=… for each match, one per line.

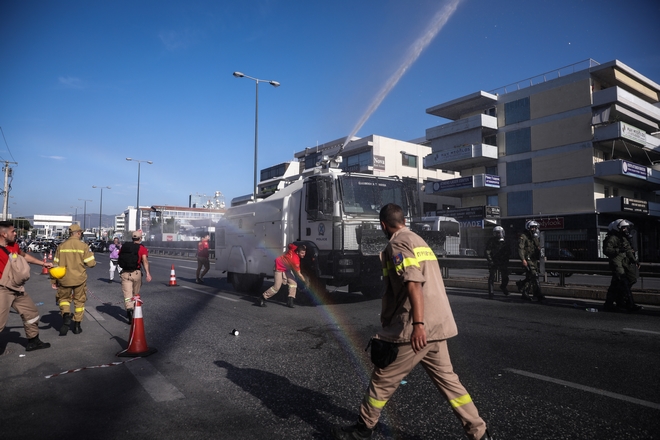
left=0, top=126, right=17, bottom=163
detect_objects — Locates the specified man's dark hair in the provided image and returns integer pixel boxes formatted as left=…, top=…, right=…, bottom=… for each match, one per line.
left=379, top=203, right=405, bottom=228
left=0, top=220, right=13, bottom=228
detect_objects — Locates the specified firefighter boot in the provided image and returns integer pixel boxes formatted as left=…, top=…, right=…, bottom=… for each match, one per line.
left=59, top=313, right=72, bottom=336
left=26, top=336, right=51, bottom=352
left=127, top=309, right=134, bottom=324
left=287, top=297, right=295, bottom=308
left=331, top=419, right=373, bottom=440
left=72, top=321, right=82, bottom=334
left=480, top=429, right=493, bottom=440
left=257, top=296, right=267, bottom=307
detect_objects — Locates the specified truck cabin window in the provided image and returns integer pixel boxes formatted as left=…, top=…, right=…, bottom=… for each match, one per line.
left=305, top=178, right=333, bottom=220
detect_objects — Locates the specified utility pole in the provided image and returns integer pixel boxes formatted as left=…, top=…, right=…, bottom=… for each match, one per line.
left=2, top=161, right=17, bottom=221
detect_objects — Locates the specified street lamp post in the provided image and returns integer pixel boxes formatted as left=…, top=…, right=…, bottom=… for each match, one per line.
left=70, top=206, right=82, bottom=226
left=78, top=199, right=92, bottom=231
left=126, top=158, right=153, bottom=231
left=401, top=151, right=423, bottom=218
left=232, top=71, right=280, bottom=202
left=92, top=186, right=111, bottom=239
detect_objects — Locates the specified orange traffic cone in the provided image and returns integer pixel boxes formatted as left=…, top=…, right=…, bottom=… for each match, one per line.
left=168, top=264, right=177, bottom=287
left=41, top=255, right=49, bottom=275
left=48, top=249, right=53, bottom=260
left=117, top=296, right=157, bottom=358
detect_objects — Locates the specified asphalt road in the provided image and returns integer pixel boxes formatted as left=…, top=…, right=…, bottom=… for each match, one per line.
left=1, top=252, right=659, bottom=439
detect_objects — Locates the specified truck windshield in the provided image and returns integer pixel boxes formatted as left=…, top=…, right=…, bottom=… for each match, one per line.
left=340, top=175, right=408, bottom=217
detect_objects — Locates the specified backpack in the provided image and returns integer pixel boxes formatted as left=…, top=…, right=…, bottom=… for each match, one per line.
left=118, top=242, right=141, bottom=271
left=0, top=246, right=31, bottom=293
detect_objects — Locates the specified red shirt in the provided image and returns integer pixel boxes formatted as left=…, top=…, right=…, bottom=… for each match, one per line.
left=275, top=249, right=301, bottom=273
left=137, top=244, right=149, bottom=269
left=197, top=240, right=209, bottom=258
left=0, top=242, right=20, bottom=279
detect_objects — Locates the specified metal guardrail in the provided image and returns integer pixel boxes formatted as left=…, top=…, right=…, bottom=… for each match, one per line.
left=146, top=244, right=215, bottom=260
left=436, top=257, right=660, bottom=287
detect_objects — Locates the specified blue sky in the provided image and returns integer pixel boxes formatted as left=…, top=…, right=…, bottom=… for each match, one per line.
left=2, top=0, right=659, bottom=219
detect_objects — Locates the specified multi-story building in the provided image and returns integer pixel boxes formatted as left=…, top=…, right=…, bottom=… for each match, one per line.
left=423, top=59, right=660, bottom=261
left=283, top=134, right=462, bottom=215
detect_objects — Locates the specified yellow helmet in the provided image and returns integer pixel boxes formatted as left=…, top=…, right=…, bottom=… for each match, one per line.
left=49, top=266, right=66, bottom=279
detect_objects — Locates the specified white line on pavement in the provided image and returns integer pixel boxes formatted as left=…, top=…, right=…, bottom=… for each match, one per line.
left=176, top=266, right=197, bottom=270
left=505, top=368, right=660, bottom=410
left=124, top=358, right=185, bottom=402
left=623, top=328, right=660, bottom=335
left=181, top=285, right=239, bottom=302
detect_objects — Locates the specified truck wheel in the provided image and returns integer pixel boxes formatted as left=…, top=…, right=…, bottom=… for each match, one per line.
left=230, top=273, right=264, bottom=294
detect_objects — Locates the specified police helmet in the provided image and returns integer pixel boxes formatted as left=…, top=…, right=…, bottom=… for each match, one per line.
left=525, top=220, right=539, bottom=231
left=493, top=226, right=505, bottom=240
left=608, top=219, right=632, bottom=234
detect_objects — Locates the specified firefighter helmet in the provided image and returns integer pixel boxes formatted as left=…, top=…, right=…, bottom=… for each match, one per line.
left=49, top=266, right=66, bottom=279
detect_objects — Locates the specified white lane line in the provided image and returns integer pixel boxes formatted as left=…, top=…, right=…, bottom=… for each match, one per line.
left=180, top=285, right=239, bottom=302
left=623, top=328, right=660, bottom=335
left=124, top=358, right=185, bottom=402
left=176, top=266, right=197, bottom=270
left=505, top=368, right=660, bottom=410
left=86, top=307, right=105, bottom=321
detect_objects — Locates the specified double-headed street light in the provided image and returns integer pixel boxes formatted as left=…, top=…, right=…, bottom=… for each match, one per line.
left=92, top=186, right=111, bottom=239
left=233, top=71, right=280, bottom=202
left=78, top=199, right=93, bottom=231
left=401, top=150, right=423, bottom=218
left=70, top=205, right=82, bottom=226
left=126, top=158, right=153, bottom=231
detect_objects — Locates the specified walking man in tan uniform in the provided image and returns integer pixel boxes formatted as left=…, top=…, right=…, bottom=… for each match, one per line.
left=53, top=224, right=96, bottom=335
left=332, top=204, right=491, bottom=440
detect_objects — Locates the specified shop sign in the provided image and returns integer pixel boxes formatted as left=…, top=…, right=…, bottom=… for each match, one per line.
left=622, top=198, right=649, bottom=214
left=373, top=155, right=386, bottom=170
left=621, top=160, right=647, bottom=179
left=619, top=122, right=647, bottom=145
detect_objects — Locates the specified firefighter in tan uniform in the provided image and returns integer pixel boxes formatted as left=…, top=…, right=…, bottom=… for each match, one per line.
left=53, top=224, right=96, bottom=335
left=332, top=204, right=491, bottom=440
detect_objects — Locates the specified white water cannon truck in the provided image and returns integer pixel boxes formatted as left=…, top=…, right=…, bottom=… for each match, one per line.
left=215, top=160, right=447, bottom=299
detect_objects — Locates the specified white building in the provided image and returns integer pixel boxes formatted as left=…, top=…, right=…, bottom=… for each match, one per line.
left=32, top=215, right=73, bottom=238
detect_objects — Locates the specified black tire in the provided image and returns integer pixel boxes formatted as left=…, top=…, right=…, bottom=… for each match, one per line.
left=230, top=273, right=264, bottom=294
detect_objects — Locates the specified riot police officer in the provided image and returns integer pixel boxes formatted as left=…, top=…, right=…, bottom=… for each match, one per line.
left=485, top=226, right=510, bottom=299
left=516, top=220, right=545, bottom=302
left=603, top=219, right=642, bottom=312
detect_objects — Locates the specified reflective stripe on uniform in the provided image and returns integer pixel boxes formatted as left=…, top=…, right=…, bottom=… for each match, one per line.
left=59, top=301, right=70, bottom=306
left=60, top=249, right=85, bottom=254
left=449, top=393, right=473, bottom=408
left=366, top=395, right=387, bottom=409
left=75, top=307, right=85, bottom=313
left=385, top=246, right=437, bottom=275
left=83, top=256, right=95, bottom=263
left=25, top=315, right=40, bottom=325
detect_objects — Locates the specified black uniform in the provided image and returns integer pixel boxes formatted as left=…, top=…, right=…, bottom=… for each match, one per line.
left=485, top=236, right=509, bottom=298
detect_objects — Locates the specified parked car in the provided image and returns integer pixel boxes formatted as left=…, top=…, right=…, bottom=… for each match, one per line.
left=90, top=240, right=108, bottom=252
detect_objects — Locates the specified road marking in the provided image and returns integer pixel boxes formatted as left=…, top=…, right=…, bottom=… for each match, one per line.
left=623, top=328, right=660, bottom=335
left=85, top=307, right=105, bottom=321
left=124, top=358, right=185, bottom=402
left=177, top=266, right=197, bottom=270
left=505, top=368, right=660, bottom=410
left=181, top=285, right=239, bottom=302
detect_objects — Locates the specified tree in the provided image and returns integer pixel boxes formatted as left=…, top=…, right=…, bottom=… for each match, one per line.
left=13, top=218, right=32, bottom=238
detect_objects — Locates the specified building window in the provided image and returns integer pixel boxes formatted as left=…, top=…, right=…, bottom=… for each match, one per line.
left=507, top=191, right=532, bottom=216
left=484, top=134, right=497, bottom=146
left=613, top=187, right=619, bottom=197
left=506, top=159, right=532, bottom=185
left=260, top=163, right=287, bottom=181
left=505, top=128, right=531, bottom=155
left=487, top=194, right=499, bottom=206
left=422, top=202, right=437, bottom=215
left=401, top=153, right=417, bottom=168
left=504, top=97, right=530, bottom=125
left=604, top=186, right=610, bottom=198
left=343, top=151, right=373, bottom=172
left=485, top=165, right=498, bottom=176
left=305, top=152, right=322, bottom=170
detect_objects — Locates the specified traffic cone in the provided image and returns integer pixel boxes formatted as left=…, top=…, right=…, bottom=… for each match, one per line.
left=41, top=255, right=49, bottom=275
left=117, top=296, right=157, bottom=358
left=48, top=250, right=53, bottom=260
left=168, top=264, right=177, bottom=287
